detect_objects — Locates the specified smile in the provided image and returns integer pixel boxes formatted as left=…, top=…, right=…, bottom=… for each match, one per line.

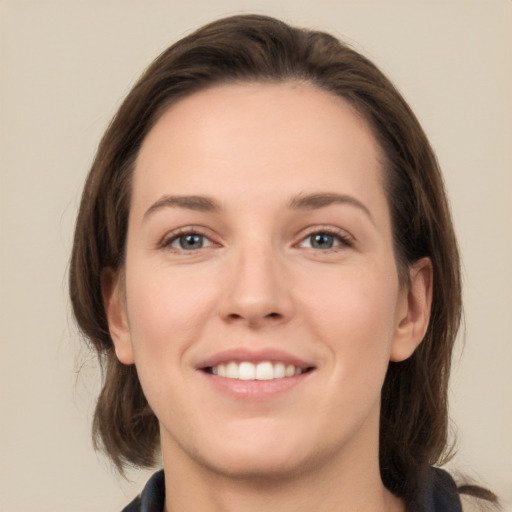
left=206, top=361, right=310, bottom=380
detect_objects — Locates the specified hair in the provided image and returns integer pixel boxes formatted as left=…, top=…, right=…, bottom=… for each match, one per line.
left=69, top=13, right=497, bottom=507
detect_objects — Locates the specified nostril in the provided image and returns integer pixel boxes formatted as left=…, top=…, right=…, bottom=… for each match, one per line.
left=224, top=311, right=283, bottom=325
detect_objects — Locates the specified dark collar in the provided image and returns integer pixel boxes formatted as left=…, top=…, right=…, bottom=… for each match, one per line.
left=121, top=467, right=462, bottom=512
left=121, top=470, right=165, bottom=512
left=413, top=467, right=462, bottom=512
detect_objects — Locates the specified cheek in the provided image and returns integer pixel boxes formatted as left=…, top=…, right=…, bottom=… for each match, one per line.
left=124, top=263, right=220, bottom=361
left=123, top=265, right=221, bottom=417
left=300, top=263, right=400, bottom=383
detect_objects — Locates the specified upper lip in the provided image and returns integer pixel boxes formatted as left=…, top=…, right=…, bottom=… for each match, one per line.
left=197, top=348, right=315, bottom=370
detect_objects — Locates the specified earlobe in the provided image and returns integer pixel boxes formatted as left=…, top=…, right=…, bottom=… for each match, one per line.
left=102, top=268, right=135, bottom=365
left=390, top=258, right=433, bottom=362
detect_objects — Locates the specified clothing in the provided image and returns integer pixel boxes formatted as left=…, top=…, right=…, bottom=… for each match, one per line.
left=122, top=470, right=165, bottom=512
left=414, top=466, right=463, bottom=512
left=121, top=466, right=462, bottom=512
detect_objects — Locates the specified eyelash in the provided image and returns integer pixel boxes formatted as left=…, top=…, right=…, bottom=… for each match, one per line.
left=297, top=227, right=354, bottom=251
left=160, top=227, right=217, bottom=252
left=159, top=227, right=354, bottom=253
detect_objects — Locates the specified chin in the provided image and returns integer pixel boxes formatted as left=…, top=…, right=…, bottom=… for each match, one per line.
left=189, top=426, right=325, bottom=480
left=199, top=448, right=310, bottom=480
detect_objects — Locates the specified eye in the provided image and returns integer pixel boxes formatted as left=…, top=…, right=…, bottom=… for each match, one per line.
left=298, top=230, right=352, bottom=250
left=163, top=231, right=215, bottom=251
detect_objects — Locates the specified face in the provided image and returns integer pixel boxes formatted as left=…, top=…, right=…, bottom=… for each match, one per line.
left=106, top=82, right=430, bottom=479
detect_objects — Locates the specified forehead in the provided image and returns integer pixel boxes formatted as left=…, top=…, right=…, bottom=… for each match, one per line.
left=133, top=81, right=385, bottom=215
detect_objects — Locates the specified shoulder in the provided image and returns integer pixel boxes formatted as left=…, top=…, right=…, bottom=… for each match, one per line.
left=412, top=467, right=462, bottom=511
left=121, top=470, right=165, bottom=512
left=424, top=468, right=499, bottom=512
left=430, top=467, right=463, bottom=512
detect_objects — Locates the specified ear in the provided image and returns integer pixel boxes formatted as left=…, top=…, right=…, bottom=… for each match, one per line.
left=101, top=268, right=135, bottom=365
left=390, top=257, right=433, bottom=362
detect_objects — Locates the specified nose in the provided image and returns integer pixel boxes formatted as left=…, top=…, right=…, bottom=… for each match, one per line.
left=217, top=243, right=294, bottom=328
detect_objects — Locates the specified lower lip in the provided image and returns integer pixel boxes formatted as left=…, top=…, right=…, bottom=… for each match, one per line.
left=200, top=370, right=313, bottom=400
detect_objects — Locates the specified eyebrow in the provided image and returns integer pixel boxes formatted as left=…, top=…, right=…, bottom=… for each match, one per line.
left=143, top=192, right=373, bottom=222
left=143, top=195, right=220, bottom=219
left=288, top=192, right=373, bottom=222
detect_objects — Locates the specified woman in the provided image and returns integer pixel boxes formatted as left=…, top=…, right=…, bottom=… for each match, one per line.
left=69, top=14, right=499, bottom=512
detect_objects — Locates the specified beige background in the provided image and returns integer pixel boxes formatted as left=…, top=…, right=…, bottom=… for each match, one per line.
left=1, top=1, right=511, bottom=511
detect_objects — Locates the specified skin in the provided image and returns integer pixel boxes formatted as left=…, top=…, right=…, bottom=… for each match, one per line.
left=104, top=82, right=432, bottom=512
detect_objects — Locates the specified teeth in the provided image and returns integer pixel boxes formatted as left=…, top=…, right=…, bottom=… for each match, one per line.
left=239, top=362, right=255, bottom=380
left=209, top=361, right=306, bottom=380
left=274, top=362, right=286, bottom=379
left=255, top=361, right=273, bottom=380
left=226, top=361, right=238, bottom=379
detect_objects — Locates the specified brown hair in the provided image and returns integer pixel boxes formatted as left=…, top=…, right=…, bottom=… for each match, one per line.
left=69, top=14, right=494, bottom=506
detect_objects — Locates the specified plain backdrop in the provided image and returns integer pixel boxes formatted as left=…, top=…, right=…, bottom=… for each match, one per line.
left=1, top=1, right=511, bottom=511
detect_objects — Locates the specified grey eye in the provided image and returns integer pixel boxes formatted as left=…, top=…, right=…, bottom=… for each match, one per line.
left=174, top=234, right=206, bottom=250
left=309, top=233, right=335, bottom=249
left=298, top=231, right=351, bottom=250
